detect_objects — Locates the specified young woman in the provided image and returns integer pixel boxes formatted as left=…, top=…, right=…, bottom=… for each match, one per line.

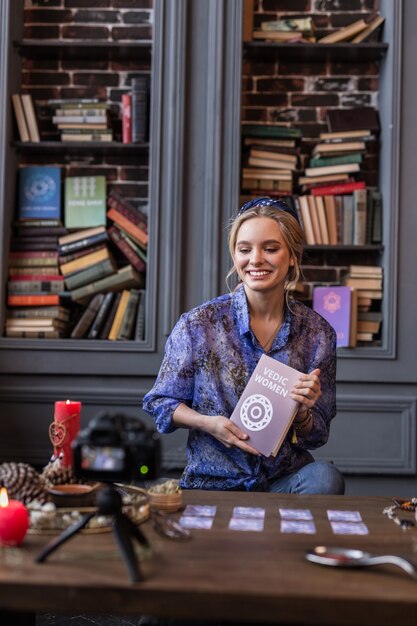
left=143, top=197, right=344, bottom=494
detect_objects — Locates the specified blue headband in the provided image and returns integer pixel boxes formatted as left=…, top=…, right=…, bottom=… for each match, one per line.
left=238, top=196, right=300, bottom=224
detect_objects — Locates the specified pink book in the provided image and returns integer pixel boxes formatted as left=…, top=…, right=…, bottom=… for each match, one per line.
left=230, top=354, right=302, bottom=457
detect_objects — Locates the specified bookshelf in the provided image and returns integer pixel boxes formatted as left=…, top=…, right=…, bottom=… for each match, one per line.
left=240, top=5, right=394, bottom=357
left=3, top=6, right=155, bottom=348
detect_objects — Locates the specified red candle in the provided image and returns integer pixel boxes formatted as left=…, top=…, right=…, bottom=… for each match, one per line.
left=0, top=487, right=29, bottom=546
left=49, top=400, right=82, bottom=467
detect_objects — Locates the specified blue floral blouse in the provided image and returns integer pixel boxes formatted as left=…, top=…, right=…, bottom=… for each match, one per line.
left=143, top=285, right=337, bottom=491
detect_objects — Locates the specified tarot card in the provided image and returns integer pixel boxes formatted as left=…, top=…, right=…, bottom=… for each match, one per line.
left=232, top=506, right=265, bottom=519
left=327, top=510, right=362, bottom=522
left=228, top=517, right=264, bottom=532
left=280, top=520, right=317, bottom=534
left=331, top=521, right=369, bottom=535
left=183, top=505, right=217, bottom=517
left=179, top=516, right=214, bottom=530
left=279, top=508, right=313, bottom=521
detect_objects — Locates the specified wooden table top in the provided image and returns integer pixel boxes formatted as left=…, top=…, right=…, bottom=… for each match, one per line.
left=1, top=490, right=417, bottom=625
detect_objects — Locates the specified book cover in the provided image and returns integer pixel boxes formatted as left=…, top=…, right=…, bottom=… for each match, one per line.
left=57, top=230, right=109, bottom=256
left=230, top=354, right=302, bottom=457
left=64, top=257, right=116, bottom=291
left=313, top=286, right=357, bottom=348
left=318, top=18, right=368, bottom=44
left=18, top=167, right=61, bottom=221
left=59, top=246, right=110, bottom=277
left=64, top=176, right=107, bottom=229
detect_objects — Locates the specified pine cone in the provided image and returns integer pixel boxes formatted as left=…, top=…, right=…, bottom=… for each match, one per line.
left=0, top=462, right=49, bottom=505
left=41, top=457, right=77, bottom=487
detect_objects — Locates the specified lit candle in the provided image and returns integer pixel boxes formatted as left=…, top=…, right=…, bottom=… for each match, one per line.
left=49, top=400, right=82, bottom=467
left=0, top=487, right=29, bottom=546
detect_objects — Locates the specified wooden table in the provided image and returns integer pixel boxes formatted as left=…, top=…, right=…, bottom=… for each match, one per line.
left=1, top=490, right=417, bottom=625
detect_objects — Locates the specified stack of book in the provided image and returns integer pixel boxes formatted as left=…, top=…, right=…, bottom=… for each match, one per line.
left=252, top=17, right=316, bottom=43
left=6, top=250, right=69, bottom=338
left=241, top=124, right=302, bottom=199
left=49, top=99, right=112, bottom=143
left=58, top=226, right=115, bottom=293
left=342, top=265, right=383, bottom=342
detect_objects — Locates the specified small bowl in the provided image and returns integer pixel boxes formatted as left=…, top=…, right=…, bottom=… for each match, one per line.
left=47, top=483, right=100, bottom=508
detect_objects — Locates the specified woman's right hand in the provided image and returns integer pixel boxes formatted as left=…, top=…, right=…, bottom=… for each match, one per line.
left=201, top=415, right=261, bottom=456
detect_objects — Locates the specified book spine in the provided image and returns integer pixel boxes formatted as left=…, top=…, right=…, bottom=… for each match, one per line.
left=58, top=244, right=106, bottom=265
left=107, top=208, right=148, bottom=248
left=12, top=94, right=30, bottom=142
left=99, top=292, right=122, bottom=339
left=87, top=292, right=115, bottom=339
left=8, top=279, right=64, bottom=294
left=6, top=306, right=68, bottom=319
left=117, top=289, right=140, bottom=340
left=21, top=94, right=40, bottom=142
left=7, top=294, right=61, bottom=306
left=311, top=181, right=366, bottom=196
left=64, top=258, right=116, bottom=291
left=134, top=289, right=146, bottom=341
left=108, top=226, right=146, bottom=273
left=122, top=93, right=132, bottom=144
left=58, top=231, right=109, bottom=255
left=353, top=188, right=368, bottom=246
left=70, top=293, right=105, bottom=339
left=131, top=77, right=149, bottom=143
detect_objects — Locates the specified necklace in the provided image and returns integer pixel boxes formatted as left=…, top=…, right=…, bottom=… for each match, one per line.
left=252, top=314, right=283, bottom=352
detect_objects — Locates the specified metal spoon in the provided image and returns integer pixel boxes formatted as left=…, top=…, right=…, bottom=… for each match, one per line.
left=306, top=546, right=417, bottom=579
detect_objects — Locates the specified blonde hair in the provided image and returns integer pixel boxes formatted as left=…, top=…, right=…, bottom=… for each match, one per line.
left=226, top=205, right=304, bottom=295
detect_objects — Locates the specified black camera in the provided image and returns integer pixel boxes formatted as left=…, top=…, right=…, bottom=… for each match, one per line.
left=72, top=412, right=160, bottom=482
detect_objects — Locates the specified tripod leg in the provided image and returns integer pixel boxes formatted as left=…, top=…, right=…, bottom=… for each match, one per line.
left=35, top=512, right=95, bottom=563
left=112, top=513, right=144, bottom=583
left=122, top=512, right=150, bottom=547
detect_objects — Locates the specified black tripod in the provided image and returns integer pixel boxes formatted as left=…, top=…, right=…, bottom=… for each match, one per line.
left=35, top=485, right=150, bottom=582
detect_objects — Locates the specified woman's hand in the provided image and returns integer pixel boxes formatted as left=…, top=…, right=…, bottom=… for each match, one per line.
left=201, top=415, right=261, bottom=456
left=291, top=368, right=321, bottom=419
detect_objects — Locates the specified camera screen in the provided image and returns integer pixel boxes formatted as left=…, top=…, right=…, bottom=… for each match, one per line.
left=80, top=445, right=126, bottom=472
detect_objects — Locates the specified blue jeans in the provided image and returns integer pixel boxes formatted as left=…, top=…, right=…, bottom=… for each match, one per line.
left=267, top=460, right=345, bottom=495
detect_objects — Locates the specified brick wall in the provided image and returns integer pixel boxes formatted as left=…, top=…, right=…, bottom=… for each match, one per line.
left=242, top=0, right=382, bottom=299
left=20, top=0, right=153, bottom=205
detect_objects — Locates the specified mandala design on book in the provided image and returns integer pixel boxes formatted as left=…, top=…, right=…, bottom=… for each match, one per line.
left=240, top=394, right=273, bottom=431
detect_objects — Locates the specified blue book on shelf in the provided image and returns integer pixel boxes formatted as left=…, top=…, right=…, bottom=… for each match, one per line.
left=18, top=166, right=61, bottom=220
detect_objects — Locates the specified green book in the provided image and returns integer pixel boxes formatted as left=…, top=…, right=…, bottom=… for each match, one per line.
left=64, top=175, right=106, bottom=229
left=242, top=124, right=302, bottom=140
left=309, top=153, right=363, bottom=168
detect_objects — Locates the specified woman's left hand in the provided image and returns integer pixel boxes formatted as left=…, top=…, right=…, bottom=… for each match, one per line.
left=291, top=368, right=321, bottom=416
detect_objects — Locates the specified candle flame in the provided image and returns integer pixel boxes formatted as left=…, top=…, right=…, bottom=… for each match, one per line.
left=0, top=487, right=9, bottom=507
left=66, top=399, right=71, bottom=404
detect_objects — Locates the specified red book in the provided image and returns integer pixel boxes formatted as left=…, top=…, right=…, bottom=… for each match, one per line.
left=7, top=294, right=61, bottom=306
left=311, top=181, right=366, bottom=196
left=9, top=251, right=58, bottom=259
left=121, top=93, right=132, bottom=144
left=107, top=208, right=148, bottom=248
left=8, top=274, right=63, bottom=281
left=230, top=354, right=302, bottom=457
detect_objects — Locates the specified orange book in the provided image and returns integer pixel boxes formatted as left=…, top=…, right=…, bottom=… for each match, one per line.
left=7, top=294, right=60, bottom=306
left=107, top=208, right=148, bottom=248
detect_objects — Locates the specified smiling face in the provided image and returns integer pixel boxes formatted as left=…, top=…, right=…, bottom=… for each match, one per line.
left=233, top=216, right=294, bottom=296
